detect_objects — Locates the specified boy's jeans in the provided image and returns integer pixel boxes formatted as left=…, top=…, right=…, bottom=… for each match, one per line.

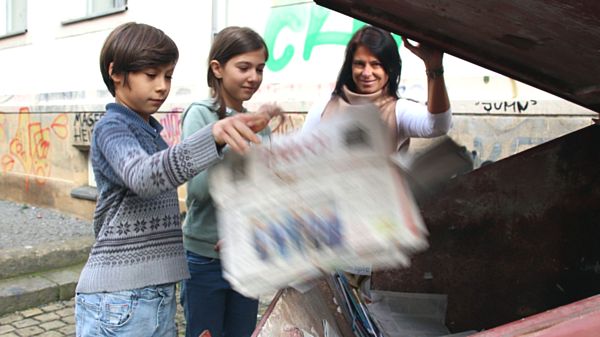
left=180, top=251, right=258, bottom=337
left=75, top=283, right=177, bottom=337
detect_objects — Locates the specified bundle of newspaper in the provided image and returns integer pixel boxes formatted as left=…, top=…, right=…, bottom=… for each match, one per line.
left=209, top=104, right=429, bottom=298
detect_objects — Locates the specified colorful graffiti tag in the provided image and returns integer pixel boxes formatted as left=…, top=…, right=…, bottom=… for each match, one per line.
left=0, top=107, right=68, bottom=190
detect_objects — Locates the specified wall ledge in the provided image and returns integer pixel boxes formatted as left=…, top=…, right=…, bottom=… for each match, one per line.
left=70, top=185, right=97, bottom=201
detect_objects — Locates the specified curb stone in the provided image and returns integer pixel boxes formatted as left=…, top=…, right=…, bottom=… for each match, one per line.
left=0, top=237, right=93, bottom=280
left=0, top=264, right=84, bottom=316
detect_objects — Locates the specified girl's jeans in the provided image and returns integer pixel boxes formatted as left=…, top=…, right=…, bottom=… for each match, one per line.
left=180, top=250, right=259, bottom=337
left=75, top=283, right=177, bottom=337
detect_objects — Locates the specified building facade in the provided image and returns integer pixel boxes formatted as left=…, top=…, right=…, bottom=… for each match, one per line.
left=0, top=0, right=595, bottom=218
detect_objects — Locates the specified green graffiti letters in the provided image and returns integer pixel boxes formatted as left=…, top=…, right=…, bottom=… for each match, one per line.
left=264, top=6, right=306, bottom=71
left=265, top=4, right=402, bottom=72
left=302, top=6, right=364, bottom=61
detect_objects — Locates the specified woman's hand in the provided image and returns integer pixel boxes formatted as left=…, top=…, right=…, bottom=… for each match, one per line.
left=402, top=36, right=444, bottom=70
left=402, top=37, right=450, bottom=114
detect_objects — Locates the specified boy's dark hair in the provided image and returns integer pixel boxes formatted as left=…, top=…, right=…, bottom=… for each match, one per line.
left=207, top=26, right=268, bottom=119
left=100, top=22, right=179, bottom=97
left=333, top=25, right=402, bottom=101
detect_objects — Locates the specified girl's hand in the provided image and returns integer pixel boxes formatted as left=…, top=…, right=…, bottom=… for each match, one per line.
left=212, top=114, right=261, bottom=154
left=402, top=36, right=444, bottom=70
left=214, top=240, right=222, bottom=252
left=248, top=103, right=284, bottom=133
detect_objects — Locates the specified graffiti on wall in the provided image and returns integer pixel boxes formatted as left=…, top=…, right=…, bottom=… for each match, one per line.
left=472, top=135, right=545, bottom=166
left=1, top=107, right=68, bottom=190
left=475, top=100, right=538, bottom=114
left=0, top=113, right=7, bottom=144
left=264, top=4, right=402, bottom=72
left=73, top=112, right=104, bottom=146
left=270, top=113, right=306, bottom=135
left=71, top=108, right=182, bottom=147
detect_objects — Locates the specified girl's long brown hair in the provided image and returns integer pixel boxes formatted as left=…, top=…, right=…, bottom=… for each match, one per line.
left=207, top=27, right=268, bottom=119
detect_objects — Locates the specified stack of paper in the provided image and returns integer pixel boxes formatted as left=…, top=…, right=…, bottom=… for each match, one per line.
left=209, top=104, right=429, bottom=298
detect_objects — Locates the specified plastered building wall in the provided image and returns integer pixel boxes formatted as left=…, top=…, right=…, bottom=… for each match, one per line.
left=0, top=0, right=595, bottom=218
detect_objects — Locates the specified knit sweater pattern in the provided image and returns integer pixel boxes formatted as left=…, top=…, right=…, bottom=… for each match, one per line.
left=76, top=103, right=221, bottom=293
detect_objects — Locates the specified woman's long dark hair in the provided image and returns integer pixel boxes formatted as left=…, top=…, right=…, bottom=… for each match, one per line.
left=207, top=27, right=268, bottom=119
left=333, top=25, right=401, bottom=102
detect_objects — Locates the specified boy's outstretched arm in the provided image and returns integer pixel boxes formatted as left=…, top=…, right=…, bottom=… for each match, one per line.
left=95, top=117, right=221, bottom=198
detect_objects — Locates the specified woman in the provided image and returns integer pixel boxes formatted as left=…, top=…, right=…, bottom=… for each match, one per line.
left=301, top=24, right=452, bottom=300
left=302, top=25, right=451, bottom=150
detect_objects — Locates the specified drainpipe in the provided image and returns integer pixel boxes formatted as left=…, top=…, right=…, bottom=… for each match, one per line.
left=211, top=0, right=228, bottom=39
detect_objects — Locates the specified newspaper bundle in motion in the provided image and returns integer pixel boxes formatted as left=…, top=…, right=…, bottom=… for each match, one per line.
left=209, top=104, right=429, bottom=298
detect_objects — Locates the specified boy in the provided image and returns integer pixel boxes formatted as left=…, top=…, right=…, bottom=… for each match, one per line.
left=75, top=22, right=270, bottom=337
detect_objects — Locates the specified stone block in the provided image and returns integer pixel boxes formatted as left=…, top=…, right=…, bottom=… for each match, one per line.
left=40, top=264, right=83, bottom=301
left=0, top=238, right=92, bottom=279
left=0, top=276, right=58, bottom=316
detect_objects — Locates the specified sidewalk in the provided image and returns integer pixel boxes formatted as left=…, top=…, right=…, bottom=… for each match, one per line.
left=0, top=199, right=273, bottom=336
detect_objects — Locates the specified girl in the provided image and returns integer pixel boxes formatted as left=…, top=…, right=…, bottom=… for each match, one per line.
left=179, top=26, right=280, bottom=337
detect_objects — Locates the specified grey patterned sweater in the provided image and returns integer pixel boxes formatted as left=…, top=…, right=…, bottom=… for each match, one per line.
left=76, top=103, right=222, bottom=293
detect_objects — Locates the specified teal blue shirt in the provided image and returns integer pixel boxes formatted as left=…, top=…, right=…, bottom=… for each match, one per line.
left=180, top=100, right=271, bottom=258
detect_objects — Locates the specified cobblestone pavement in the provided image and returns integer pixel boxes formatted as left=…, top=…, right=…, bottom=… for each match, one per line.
left=0, top=293, right=273, bottom=337
left=0, top=298, right=79, bottom=337
left=0, top=297, right=188, bottom=337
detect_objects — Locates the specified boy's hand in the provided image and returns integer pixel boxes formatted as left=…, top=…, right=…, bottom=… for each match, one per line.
left=247, top=103, right=284, bottom=133
left=212, top=114, right=261, bottom=154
